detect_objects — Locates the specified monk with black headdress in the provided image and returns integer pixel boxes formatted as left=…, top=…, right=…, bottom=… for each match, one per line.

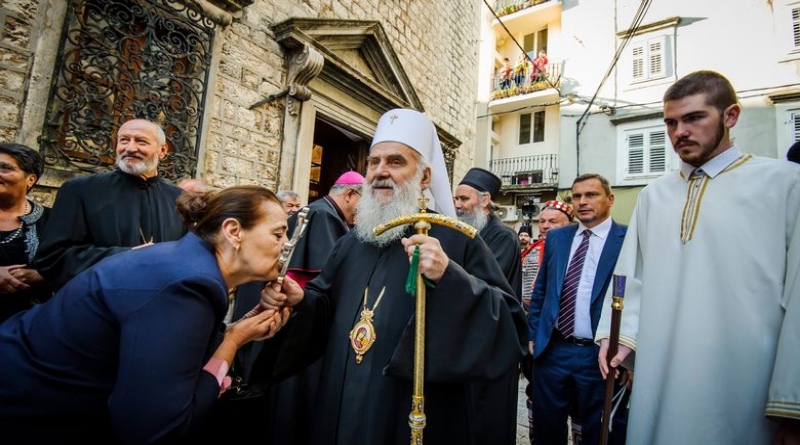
left=454, top=167, right=521, bottom=299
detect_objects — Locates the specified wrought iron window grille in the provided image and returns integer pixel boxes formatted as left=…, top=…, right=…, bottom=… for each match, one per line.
left=40, top=0, right=219, bottom=182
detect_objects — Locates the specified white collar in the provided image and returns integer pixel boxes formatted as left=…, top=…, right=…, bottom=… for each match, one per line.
left=577, top=216, right=612, bottom=240
left=680, top=146, right=743, bottom=181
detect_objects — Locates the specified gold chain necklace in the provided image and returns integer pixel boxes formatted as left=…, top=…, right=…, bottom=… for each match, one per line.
left=349, top=286, right=386, bottom=364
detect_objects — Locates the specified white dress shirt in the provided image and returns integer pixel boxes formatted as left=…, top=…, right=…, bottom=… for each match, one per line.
left=568, top=217, right=612, bottom=339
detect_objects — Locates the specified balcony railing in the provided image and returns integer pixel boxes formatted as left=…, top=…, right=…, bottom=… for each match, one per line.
left=490, top=154, right=559, bottom=188
left=492, top=61, right=562, bottom=101
left=494, top=0, right=554, bottom=17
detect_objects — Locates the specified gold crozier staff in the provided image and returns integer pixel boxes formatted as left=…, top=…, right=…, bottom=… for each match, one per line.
left=373, top=194, right=477, bottom=445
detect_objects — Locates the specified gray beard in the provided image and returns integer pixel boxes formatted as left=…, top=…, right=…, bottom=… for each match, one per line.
left=354, top=172, right=424, bottom=247
left=117, top=153, right=159, bottom=177
left=457, top=207, right=488, bottom=232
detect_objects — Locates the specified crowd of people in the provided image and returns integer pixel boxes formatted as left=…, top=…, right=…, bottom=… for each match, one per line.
left=498, top=50, right=550, bottom=91
left=0, top=70, right=798, bottom=445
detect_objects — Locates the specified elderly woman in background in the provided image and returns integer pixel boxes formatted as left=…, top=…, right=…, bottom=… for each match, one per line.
left=0, top=185, right=293, bottom=444
left=0, top=143, right=49, bottom=321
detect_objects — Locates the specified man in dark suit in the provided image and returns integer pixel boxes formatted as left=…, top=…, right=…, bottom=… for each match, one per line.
left=527, top=173, right=628, bottom=445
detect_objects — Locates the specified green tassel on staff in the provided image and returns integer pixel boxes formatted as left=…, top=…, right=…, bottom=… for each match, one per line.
left=406, top=246, right=420, bottom=295
left=406, top=246, right=436, bottom=296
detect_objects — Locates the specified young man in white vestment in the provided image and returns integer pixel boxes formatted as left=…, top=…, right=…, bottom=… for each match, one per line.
left=596, top=70, right=800, bottom=444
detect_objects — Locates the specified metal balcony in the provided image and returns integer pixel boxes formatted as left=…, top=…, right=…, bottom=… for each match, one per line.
left=494, top=0, right=555, bottom=17
left=491, top=60, right=562, bottom=101
left=489, top=154, right=559, bottom=192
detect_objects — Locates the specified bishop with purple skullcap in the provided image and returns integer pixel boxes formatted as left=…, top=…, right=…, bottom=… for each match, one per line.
left=334, top=171, right=365, bottom=185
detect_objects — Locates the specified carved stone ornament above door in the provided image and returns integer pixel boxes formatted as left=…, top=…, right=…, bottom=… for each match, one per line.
left=266, top=18, right=461, bottom=180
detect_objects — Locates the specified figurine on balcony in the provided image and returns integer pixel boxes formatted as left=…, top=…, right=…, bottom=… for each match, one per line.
left=513, top=53, right=531, bottom=88
left=498, top=57, right=513, bottom=90
left=531, top=50, right=548, bottom=82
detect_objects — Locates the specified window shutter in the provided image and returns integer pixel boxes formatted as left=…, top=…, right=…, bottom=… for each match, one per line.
left=648, top=37, right=665, bottom=77
left=628, top=132, right=644, bottom=174
left=533, top=110, right=545, bottom=143
left=793, top=8, right=800, bottom=49
left=632, top=44, right=645, bottom=80
left=792, top=111, right=800, bottom=142
left=649, top=130, right=666, bottom=173
left=519, top=113, right=532, bottom=145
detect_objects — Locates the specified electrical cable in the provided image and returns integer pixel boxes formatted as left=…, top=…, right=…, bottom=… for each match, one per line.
left=482, top=0, right=561, bottom=93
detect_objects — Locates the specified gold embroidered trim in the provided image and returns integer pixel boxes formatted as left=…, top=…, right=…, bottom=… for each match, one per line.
left=679, top=155, right=753, bottom=244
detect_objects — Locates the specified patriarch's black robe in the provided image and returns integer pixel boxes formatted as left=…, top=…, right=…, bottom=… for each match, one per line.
left=35, top=170, right=185, bottom=289
left=260, top=220, right=527, bottom=445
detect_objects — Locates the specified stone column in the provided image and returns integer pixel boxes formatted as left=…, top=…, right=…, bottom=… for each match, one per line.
left=278, top=44, right=324, bottom=192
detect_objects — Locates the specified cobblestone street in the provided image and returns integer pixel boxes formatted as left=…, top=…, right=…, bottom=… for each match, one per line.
left=515, top=376, right=576, bottom=445
left=515, top=376, right=529, bottom=444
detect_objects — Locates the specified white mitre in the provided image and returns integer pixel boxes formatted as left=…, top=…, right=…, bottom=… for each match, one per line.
left=370, top=109, right=457, bottom=218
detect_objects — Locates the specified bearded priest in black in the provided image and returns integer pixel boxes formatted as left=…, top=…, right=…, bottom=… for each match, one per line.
left=258, top=109, right=526, bottom=445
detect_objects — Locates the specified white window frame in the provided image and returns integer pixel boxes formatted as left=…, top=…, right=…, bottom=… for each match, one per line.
left=522, top=28, right=548, bottom=61
left=630, top=36, right=668, bottom=83
left=518, top=110, right=546, bottom=145
left=774, top=104, right=800, bottom=159
left=616, top=121, right=678, bottom=186
left=780, top=1, right=800, bottom=60
left=792, top=5, right=800, bottom=53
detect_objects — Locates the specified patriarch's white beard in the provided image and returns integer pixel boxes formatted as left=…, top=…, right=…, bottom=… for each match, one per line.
left=354, top=169, right=424, bottom=247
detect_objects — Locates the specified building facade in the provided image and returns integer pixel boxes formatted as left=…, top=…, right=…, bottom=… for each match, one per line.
left=479, top=0, right=800, bottom=227
left=1, top=0, right=483, bottom=206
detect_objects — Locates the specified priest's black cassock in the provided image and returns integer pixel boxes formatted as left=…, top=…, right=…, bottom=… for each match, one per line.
left=35, top=169, right=185, bottom=289
left=286, top=195, right=350, bottom=277
left=466, top=213, right=523, bottom=445
left=479, top=214, right=522, bottom=299
left=258, top=219, right=527, bottom=445
left=265, top=194, right=352, bottom=444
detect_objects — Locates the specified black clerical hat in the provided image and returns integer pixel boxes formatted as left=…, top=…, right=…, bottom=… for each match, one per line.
left=459, top=168, right=501, bottom=199
left=788, top=140, right=800, bottom=164
left=518, top=224, right=532, bottom=236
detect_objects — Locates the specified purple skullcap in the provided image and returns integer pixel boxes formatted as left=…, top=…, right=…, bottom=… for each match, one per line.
left=335, top=171, right=365, bottom=185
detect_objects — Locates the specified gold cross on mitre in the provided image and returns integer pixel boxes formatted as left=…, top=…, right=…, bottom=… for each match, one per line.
left=389, top=113, right=399, bottom=124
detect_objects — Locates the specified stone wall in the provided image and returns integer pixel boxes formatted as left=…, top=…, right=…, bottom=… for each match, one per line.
left=0, top=0, right=41, bottom=142
left=203, top=0, right=481, bottom=190
left=5, top=0, right=481, bottom=200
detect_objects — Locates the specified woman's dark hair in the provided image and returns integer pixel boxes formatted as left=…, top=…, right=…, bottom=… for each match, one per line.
left=176, top=185, right=281, bottom=243
left=0, top=143, right=45, bottom=184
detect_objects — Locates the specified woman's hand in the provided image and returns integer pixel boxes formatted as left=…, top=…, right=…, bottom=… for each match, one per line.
left=227, top=306, right=292, bottom=345
left=211, top=307, right=293, bottom=374
left=0, top=265, right=29, bottom=293
left=8, top=266, right=44, bottom=285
